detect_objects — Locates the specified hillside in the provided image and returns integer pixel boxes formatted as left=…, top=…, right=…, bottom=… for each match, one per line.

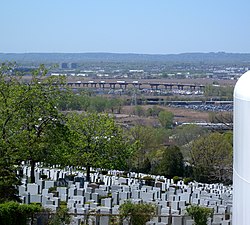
left=1, top=52, right=250, bottom=64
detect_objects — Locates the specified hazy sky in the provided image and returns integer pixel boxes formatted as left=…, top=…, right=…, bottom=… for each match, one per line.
left=1, top=0, right=249, bottom=54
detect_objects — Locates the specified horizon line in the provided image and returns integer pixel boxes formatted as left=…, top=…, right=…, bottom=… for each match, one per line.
left=1, top=51, right=250, bottom=55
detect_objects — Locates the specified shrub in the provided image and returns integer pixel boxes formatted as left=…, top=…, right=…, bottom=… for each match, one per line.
left=48, top=186, right=57, bottom=193
left=186, top=205, right=214, bottom=225
left=142, top=176, right=155, bottom=186
left=0, top=201, right=42, bottom=225
left=183, top=177, right=193, bottom=185
left=173, top=176, right=180, bottom=184
left=120, top=171, right=129, bottom=178
left=142, top=176, right=154, bottom=181
left=48, top=206, right=71, bottom=225
left=119, top=201, right=156, bottom=225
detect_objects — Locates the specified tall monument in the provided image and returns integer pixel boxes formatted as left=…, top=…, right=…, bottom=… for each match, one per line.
left=233, top=71, right=250, bottom=224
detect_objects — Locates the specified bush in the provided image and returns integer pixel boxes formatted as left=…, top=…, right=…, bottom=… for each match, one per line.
left=48, top=186, right=57, bottom=193
left=173, top=176, right=180, bottom=184
left=142, top=176, right=155, bottom=186
left=183, top=177, right=193, bottom=185
left=120, top=171, right=129, bottom=178
left=119, top=201, right=156, bottom=225
left=0, top=201, right=42, bottom=225
left=48, top=206, right=71, bottom=225
left=142, top=176, right=154, bottom=181
left=186, top=205, right=214, bottom=225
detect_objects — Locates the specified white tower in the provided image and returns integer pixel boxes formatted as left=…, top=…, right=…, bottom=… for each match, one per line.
left=233, top=71, right=250, bottom=224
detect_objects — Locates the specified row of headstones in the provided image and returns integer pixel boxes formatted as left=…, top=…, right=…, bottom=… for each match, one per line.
left=19, top=165, right=232, bottom=225
left=21, top=165, right=233, bottom=195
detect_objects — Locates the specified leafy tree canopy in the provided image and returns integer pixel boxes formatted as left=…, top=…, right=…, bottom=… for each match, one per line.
left=190, top=132, right=233, bottom=183
left=66, top=112, right=132, bottom=181
left=155, top=145, right=184, bottom=178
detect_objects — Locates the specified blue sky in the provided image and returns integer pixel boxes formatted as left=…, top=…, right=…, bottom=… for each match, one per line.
left=1, top=0, right=249, bottom=54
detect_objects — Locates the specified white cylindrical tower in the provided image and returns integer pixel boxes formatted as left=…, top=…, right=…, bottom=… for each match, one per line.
left=233, top=71, right=250, bottom=224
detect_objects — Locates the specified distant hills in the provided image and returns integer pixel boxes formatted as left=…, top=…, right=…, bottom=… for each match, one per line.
left=0, top=52, right=250, bottom=64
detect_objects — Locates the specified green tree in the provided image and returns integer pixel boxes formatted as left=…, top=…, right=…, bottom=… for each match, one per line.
left=158, top=111, right=174, bottom=129
left=204, top=85, right=233, bottom=100
left=0, top=63, right=28, bottom=201
left=173, top=124, right=209, bottom=161
left=190, top=132, right=233, bottom=183
left=106, top=98, right=124, bottom=113
left=223, top=131, right=233, bottom=147
left=119, top=201, right=156, bottom=225
left=156, top=146, right=184, bottom=178
left=16, top=66, right=68, bottom=183
left=139, top=157, right=151, bottom=174
left=0, top=64, right=70, bottom=198
left=133, top=105, right=145, bottom=117
left=89, top=96, right=108, bottom=112
left=173, top=124, right=208, bottom=147
left=208, top=112, right=233, bottom=129
left=186, top=205, right=214, bottom=225
left=67, top=112, right=131, bottom=181
left=128, top=125, right=168, bottom=173
left=146, top=106, right=163, bottom=117
left=58, top=90, right=91, bottom=111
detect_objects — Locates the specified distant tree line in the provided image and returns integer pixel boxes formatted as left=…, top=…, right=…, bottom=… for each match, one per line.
left=204, top=84, right=234, bottom=100
left=58, top=91, right=125, bottom=113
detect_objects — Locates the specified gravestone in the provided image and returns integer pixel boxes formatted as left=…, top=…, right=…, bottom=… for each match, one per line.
left=27, top=183, right=39, bottom=195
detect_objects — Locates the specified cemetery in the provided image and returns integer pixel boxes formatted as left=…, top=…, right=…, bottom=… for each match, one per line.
left=18, top=164, right=233, bottom=225
left=0, top=65, right=234, bottom=225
